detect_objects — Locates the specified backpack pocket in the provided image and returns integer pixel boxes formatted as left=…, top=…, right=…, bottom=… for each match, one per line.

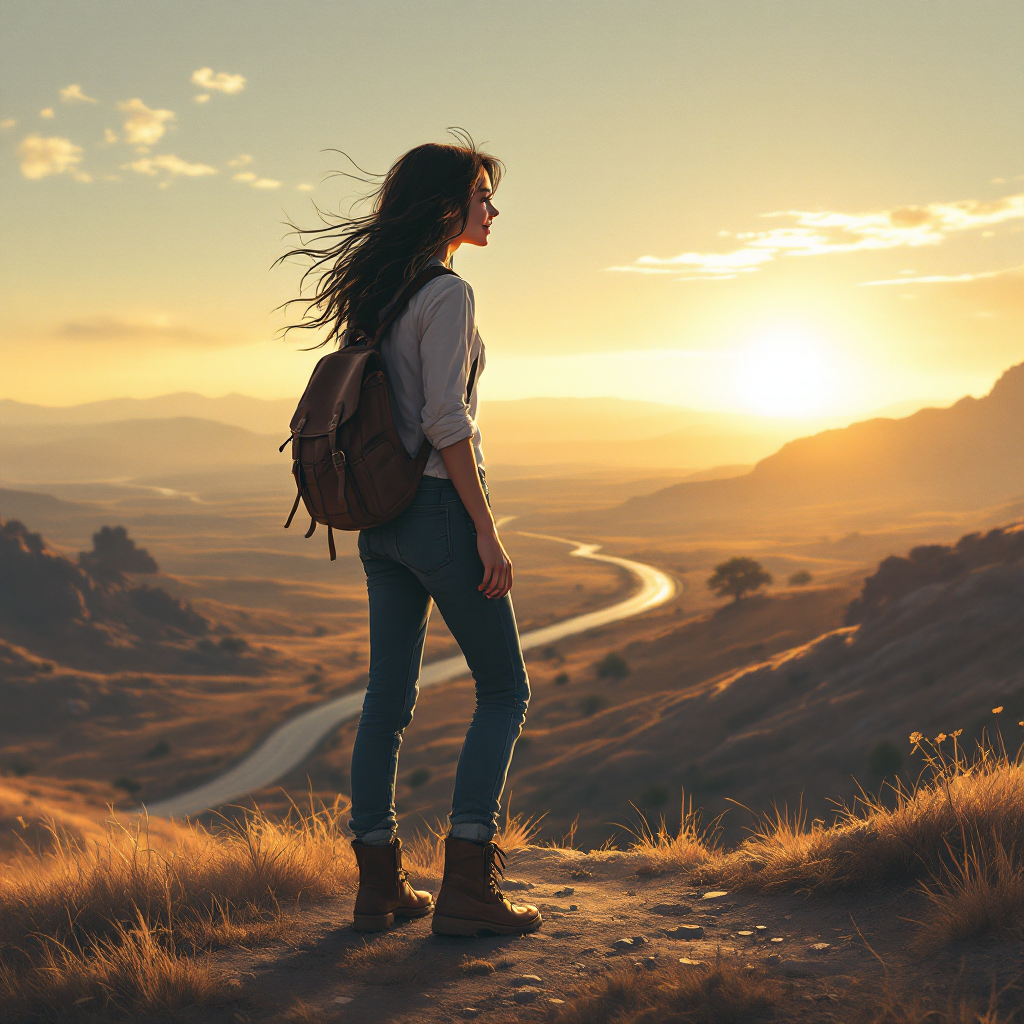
left=351, top=437, right=415, bottom=519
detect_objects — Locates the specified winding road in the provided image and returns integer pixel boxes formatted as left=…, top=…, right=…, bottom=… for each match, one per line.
left=142, top=534, right=675, bottom=819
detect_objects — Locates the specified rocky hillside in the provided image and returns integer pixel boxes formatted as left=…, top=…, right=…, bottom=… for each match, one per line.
left=0, top=518, right=264, bottom=674
left=582, top=361, right=1024, bottom=532
left=545, top=522, right=1024, bottom=836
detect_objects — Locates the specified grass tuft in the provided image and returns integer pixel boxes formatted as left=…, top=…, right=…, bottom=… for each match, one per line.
left=549, top=955, right=782, bottom=1024
left=623, top=793, right=724, bottom=875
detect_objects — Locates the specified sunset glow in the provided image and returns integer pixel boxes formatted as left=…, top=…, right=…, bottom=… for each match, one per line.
left=734, top=328, right=840, bottom=417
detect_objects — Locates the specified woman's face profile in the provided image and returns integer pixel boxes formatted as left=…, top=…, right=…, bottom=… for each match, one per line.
left=454, top=170, right=499, bottom=249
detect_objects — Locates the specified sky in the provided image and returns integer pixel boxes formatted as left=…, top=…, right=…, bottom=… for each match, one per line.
left=1, top=0, right=1022, bottom=418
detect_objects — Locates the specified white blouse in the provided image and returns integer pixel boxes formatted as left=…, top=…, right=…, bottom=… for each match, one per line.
left=379, top=267, right=486, bottom=480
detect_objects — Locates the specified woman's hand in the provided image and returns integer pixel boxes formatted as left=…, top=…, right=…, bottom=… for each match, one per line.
left=477, top=527, right=513, bottom=599
left=439, top=437, right=514, bottom=600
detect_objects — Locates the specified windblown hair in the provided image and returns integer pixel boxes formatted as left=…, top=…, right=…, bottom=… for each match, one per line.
left=279, top=132, right=503, bottom=347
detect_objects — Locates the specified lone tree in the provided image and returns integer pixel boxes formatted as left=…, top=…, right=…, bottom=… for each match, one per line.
left=707, top=557, right=772, bottom=603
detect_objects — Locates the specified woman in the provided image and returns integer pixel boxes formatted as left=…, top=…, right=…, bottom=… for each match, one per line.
left=284, top=138, right=539, bottom=937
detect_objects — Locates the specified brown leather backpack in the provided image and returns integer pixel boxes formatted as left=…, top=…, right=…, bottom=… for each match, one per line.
left=282, top=264, right=469, bottom=559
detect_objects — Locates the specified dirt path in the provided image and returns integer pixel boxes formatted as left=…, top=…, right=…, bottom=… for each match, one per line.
left=186, top=847, right=1017, bottom=1023
left=142, top=535, right=675, bottom=818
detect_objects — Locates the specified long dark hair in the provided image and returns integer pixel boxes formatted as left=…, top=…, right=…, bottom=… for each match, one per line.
left=278, top=132, right=503, bottom=347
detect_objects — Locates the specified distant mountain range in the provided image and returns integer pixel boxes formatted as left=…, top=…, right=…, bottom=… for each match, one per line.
left=582, top=362, right=1024, bottom=532
left=0, top=392, right=943, bottom=475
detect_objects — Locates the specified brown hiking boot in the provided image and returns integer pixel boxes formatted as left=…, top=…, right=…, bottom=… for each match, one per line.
left=351, top=837, right=433, bottom=931
left=432, top=837, right=542, bottom=936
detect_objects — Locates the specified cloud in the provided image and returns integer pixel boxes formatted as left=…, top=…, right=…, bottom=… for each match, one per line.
left=227, top=154, right=252, bottom=168
left=296, top=183, right=314, bottom=192
left=124, top=154, right=217, bottom=179
left=117, top=98, right=175, bottom=146
left=194, top=94, right=210, bottom=104
left=251, top=178, right=280, bottom=189
left=611, top=193, right=1024, bottom=280
left=59, top=84, right=97, bottom=104
left=54, top=315, right=222, bottom=348
left=0, top=118, right=15, bottom=129
left=859, top=265, right=1024, bottom=287
left=39, top=108, right=54, bottom=119
left=233, top=171, right=256, bottom=182
left=102, top=128, right=117, bottom=144
left=18, top=135, right=90, bottom=181
left=190, top=67, right=246, bottom=94
left=233, top=170, right=280, bottom=189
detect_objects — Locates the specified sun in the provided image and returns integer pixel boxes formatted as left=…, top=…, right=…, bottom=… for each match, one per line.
left=734, top=326, right=839, bottom=417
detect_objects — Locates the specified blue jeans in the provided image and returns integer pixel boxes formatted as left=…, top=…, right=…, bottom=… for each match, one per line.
left=350, top=474, right=530, bottom=843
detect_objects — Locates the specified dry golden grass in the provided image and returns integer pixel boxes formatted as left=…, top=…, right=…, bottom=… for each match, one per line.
left=625, top=794, right=724, bottom=876
left=402, top=803, right=544, bottom=880
left=549, top=956, right=783, bottom=1024
left=0, top=795, right=356, bottom=1021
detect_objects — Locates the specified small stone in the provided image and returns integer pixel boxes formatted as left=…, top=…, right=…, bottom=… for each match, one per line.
left=333, top=997, right=353, bottom=1005
left=503, top=879, right=535, bottom=890
left=701, top=890, right=728, bottom=900
left=678, top=957, right=707, bottom=967
left=755, top=925, right=767, bottom=932
left=666, top=924, right=704, bottom=940
left=569, top=904, right=579, bottom=911
left=770, top=937, right=784, bottom=944
left=612, top=938, right=634, bottom=951
left=516, top=975, right=543, bottom=986
left=553, top=887, right=575, bottom=897
left=809, top=942, right=832, bottom=954
left=625, top=889, right=638, bottom=896
left=737, top=930, right=753, bottom=937
left=513, top=989, right=539, bottom=1004
left=766, top=954, right=782, bottom=966
left=461, top=1011, right=481, bottom=1020
left=784, top=915, right=792, bottom=920
left=631, top=936, right=648, bottom=946
left=643, top=955, right=657, bottom=969
left=548, top=998, right=566, bottom=1005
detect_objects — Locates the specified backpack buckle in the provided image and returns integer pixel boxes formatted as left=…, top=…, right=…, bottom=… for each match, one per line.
left=332, top=449, right=346, bottom=467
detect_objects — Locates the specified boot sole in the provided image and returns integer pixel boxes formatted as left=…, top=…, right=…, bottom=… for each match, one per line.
left=353, top=903, right=434, bottom=931
left=431, top=912, right=543, bottom=937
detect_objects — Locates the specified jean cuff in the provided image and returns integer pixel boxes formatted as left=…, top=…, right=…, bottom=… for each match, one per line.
left=359, top=827, right=396, bottom=847
left=449, top=822, right=496, bottom=843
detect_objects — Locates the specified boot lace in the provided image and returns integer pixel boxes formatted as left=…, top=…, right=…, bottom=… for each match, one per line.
left=486, top=843, right=508, bottom=899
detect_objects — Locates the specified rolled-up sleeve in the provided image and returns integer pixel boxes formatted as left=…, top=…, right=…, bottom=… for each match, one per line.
left=417, top=278, right=477, bottom=450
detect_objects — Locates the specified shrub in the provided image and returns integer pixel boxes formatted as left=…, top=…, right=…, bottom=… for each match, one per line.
left=788, top=570, right=813, bottom=586
left=707, top=557, right=773, bottom=602
left=579, top=695, right=607, bottom=717
left=407, top=767, right=431, bottom=788
left=553, top=671, right=570, bottom=685
left=114, top=777, right=142, bottom=795
left=79, top=526, right=158, bottom=580
left=144, top=740, right=171, bottom=760
left=595, top=652, right=629, bottom=680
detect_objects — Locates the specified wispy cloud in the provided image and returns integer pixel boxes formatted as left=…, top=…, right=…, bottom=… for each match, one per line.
left=55, top=315, right=221, bottom=347
left=233, top=171, right=256, bottom=182
left=191, top=67, right=246, bottom=95
left=39, top=108, right=54, bottom=119
left=18, top=135, right=90, bottom=181
left=227, top=154, right=253, bottom=168
left=296, top=183, right=314, bottom=192
left=59, top=84, right=97, bottom=104
left=117, top=98, right=175, bottom=146
left=0, top=118, right=15, bottom=130
left=102, top=128, right=117, bottom=144
left=611, top=194, right=1024, bottom=280
left=859, top=265, right=1023, bottom=286
left=251, top=178, right=280, bottom=189
left=124, top=154, right=217, bottom=180
left=194, top=94, right=210, bottom=104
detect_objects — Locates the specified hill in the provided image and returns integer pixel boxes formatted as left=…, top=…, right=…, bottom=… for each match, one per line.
left=578, top=361, right=1024, bottom=533
left=0, top=417, right=282, bottom=483
left=0, top=518, right=265, bottom=674
left=2, top=393, right=902, bottom=473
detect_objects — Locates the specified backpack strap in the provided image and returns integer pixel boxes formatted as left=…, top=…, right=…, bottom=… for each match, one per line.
left=369, top=264, right=458, bottom=349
